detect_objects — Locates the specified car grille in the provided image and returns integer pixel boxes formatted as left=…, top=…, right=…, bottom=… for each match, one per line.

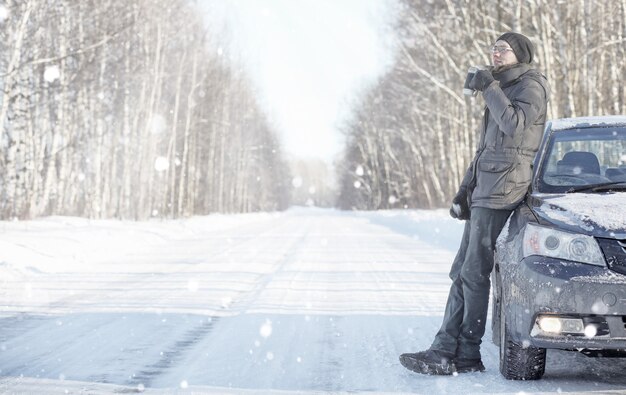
left=597, top=238, right=626, bottom=276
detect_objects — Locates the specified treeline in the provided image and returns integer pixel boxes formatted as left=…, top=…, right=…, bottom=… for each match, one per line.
left=337, top=0, right=626, bottom=210
left=289, top=159, right=336, bottom=208
left=0, top=0, right=289, bottom=220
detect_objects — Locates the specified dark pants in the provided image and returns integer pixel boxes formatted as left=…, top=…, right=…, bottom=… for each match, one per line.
left=430, top=207, right=512, bottom=360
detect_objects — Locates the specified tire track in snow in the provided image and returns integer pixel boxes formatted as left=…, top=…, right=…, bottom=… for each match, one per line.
left=101, top=218, right=297, bottom=387
left=314, top=315, right=344, bottom=392
left=0, top=215, right=288, bottom=387
left=114, top=216, right=307, bottom=388
left=224, top=216, right=313, bottom=314
left=125, top=316, right=219, bottom=388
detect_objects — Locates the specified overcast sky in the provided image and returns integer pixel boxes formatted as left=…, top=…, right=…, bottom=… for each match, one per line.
left=199, top=0, right=397, bottom=162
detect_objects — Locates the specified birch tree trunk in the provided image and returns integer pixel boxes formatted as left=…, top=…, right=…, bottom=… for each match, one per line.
left=0, top=0, right=34, bottom=218
left=177, top=50, right=198, bottom=217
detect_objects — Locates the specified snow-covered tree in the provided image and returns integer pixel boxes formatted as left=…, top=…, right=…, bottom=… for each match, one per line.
left=338, top=0, right=626, bottom=210
left=0, top=0, right=290, bottom=219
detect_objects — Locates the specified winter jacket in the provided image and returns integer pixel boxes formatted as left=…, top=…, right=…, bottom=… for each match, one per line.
left=459, top=63, right=550, bottom=210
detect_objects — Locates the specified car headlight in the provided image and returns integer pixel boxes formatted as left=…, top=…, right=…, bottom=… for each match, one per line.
left=522, top=223, right=605, bottom=266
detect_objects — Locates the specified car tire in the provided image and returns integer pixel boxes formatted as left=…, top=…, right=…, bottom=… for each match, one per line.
left=499, top=293, right=546, bottom=380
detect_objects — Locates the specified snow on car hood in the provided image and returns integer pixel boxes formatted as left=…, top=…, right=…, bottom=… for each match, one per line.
left=531, top=192, right=626, bottom=238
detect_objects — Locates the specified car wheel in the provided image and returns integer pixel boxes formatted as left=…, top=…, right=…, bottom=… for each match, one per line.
left=499, top=293, right=546, bottom=380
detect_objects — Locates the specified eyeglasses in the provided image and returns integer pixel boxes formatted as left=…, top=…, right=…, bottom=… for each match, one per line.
left=491, top=46, right=514, bottom=54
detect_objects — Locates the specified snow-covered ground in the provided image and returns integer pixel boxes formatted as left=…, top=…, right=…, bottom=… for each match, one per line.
left=1, top=208, right=626, bottom=394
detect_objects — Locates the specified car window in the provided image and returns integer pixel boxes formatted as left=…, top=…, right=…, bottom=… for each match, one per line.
left=537, top=126, right=626, bottom=192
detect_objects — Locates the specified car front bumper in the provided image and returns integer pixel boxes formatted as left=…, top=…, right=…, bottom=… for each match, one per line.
left=503, top=255, right=626, bottom=350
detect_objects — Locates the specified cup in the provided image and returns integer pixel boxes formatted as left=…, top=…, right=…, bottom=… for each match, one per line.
left=463, top=65, right=488, bottom=96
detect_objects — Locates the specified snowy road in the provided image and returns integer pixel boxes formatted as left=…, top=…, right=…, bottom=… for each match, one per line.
left=1, top=208, right=626, bottom=394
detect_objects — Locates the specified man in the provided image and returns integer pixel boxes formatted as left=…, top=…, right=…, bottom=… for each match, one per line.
left=400, top=32, right=550, bottom=375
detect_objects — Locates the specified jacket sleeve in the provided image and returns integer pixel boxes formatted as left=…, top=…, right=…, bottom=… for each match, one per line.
left=482, top=78, right=546, bottom=138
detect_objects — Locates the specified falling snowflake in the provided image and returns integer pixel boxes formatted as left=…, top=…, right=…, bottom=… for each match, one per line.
left=154, top=156, right=169, bottom=172
left=0, top=5, right=8, bottom=22
left=180, top=380, right=189, bottom=389
left=266, top=351, right=274, bottom=360
left=292, top=176, right=303, bottom=188
left=149, top=114, right=166, bottom=134
left=591, top=301, right=608, bottom=314
left=353, top=181, right=361, bottom=189
left=260, top=319, right=273, bottom=338
left=584, top=325, right=597, bottom=338
left=355, top=165, right=364, bottom=176
left=44, top=65, right=60, bottom=83
left=187, top=280, right=199, bottom=292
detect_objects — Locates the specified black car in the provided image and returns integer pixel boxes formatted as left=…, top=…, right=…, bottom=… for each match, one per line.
left=492, top=115, right=626, bottom=380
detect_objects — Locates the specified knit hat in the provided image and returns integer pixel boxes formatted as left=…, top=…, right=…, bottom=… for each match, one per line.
left=496, top=32, right=534, bottom=64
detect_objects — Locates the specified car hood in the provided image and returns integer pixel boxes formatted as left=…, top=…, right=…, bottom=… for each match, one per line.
left=528, top=192, right=626, bottom=238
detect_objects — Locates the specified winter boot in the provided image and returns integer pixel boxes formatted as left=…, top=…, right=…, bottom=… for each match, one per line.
left=399, top=349, right=456, bottom=375
left=454, top=358, right=485, bottom=373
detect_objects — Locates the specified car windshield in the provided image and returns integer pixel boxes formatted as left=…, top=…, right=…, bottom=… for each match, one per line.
left=537, top=125, right=626, bottom=193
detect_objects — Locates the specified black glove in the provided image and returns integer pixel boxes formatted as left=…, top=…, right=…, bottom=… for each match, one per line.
left=468, top=70, right=496, bottom=92
left=449, top=188, right=470, bottom=220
